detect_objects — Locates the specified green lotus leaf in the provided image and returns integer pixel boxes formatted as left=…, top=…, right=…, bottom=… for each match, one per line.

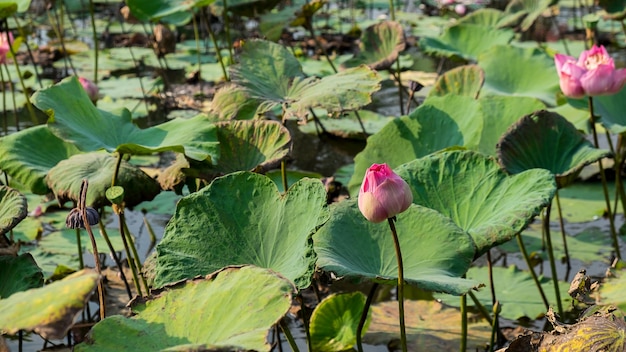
left=310, top=292, right=370, bottom=352
left=396, top=150, right=556, bottom=256
left=125, top=0, right=207, bottom=24
left=364, top=300, right=492, bottom=350
left=46, top=152, right=161, bottom=208
left=478, top=95, right=546, bottom=156
left=0, top=269, right=99, bottom=339
left=435, top=265, right=570, bottom=320
left=0, top=0, right=27, bottom=13
left=501, top=0, right=558, bottom=31
left=0, top=185, right=27, bottom=237
left=342, top=21, right=406, bottom=70
left=457, top=8, right=505, bottom=27
left=0, top=2, right=16, bottom=18
left=265, top=169, right=323, bottom=194
left=214, top=120, right=291, bottom=173
left=208, top=84, right=258, bottom=120
left=428, top=64, right=484, bottom=99
left=418, top=24, right=514, bottom=61
left=592, top=86, right=626, bottom=134
left=31, top=76, right=219, bottom=162
left=497, top=110, right=611, bottom=188
left=153, top=171, right=329, bottom=289
left=314, top=201, right=479, bottom=295
left=76, top=266, right=294, bottom=352
left=347, top=94, right=483, bottom=195
left=0, top=125, right=82, bottom=194
left=597, top=0, right=626, bottom=20
left=478, top=45, right=560, bottom=106
left=37, top=228, right=125, bottom=258
left=229, top=39, right=381, bottom=119
left=298, top=110, right=393, bottom=139
left=0, top=253, right=43, bottom=299
left=258, top=0, right=306, bottom=41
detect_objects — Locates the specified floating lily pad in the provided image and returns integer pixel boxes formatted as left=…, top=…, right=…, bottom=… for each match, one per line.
left=298, top=110, right=394, bottom=139
left=478, top=45, right=560, bottom=106
left=343, top=21, right=406, bottom=70
left=310, top=292, right=370, bottom=352
left=0, top=253, right=43, bottom=299
left=497, top=110, right=611, bottom=188
left=214, top=120, right=291, bottom=173
left=314, top=201, right=479, bottom=295
left=435, top=265, right=571, bottom=320
left=153, top=172, right=329, bottom=289
left=419, top=24, right=514, bottom=61
left=0, top=269, right=99, bottom=339
left=0, top=185, right=27, bottom=236
left=0, top=125, right=82, bottom=194
left=364, top=300, right=491, bottom=351
left=76, top=266, right=294, bottom=352
left=46, top=152, right=161, bottom=208
left=32, top=76, right=220, bottom=162
left=428, top=64, right=484, bottom=99
left=555, top=182, right=612, bottom=223
left=38, top=228, right=125, bottom=258
left=396, top=150, right=556, bottom=256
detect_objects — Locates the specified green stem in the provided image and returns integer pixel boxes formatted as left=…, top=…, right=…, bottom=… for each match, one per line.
left=616, top=134, right=626, bottom=216
left=13, top=16, right=43, bottom=88
left=467, top=291, right=492, bottom=325
left=543, top=203, right=564, bottom=317
left=395, top=61, right=404, bottom=115
left=201, top=8, right=228, bottom=81
left=554, top=191, right=571, bottom=273
left=388, top=0, right=396, bottom=21
left=387, top=217, right=407, bottom=352
left=356, top=282, right=379, bottom=352
left=489, top=301, right=500, bottom=352
left=98, top=220, right=132, bottom=300
left=88, top=0, right=99, bottom=83
left=222, top=0, right=233, bottom=60
left=279, top=320, right=300, bottom=352
left=589, top=96, right=621, bottom=260
left=192, top=11, right=203, bottom=82
left=516, top=233, right=550, bottom=310
left=1, top=62, right=6, bottom=136
left=117, top=210, right=143, bottom=297
left=112, top=153, right=123, bottom=187
left=281, top=160, right=288, bottom=194
left=307, top=23, right=337, bottom=74
left=460, top=294, right=467, bottom=352
left=7, top=23, right=38, bottom=126
left=75, top=228, right=84, bottom=269
left=123, top=219, right=149, bottom=293
left=142, top=211, right=157, bottom=254
left=2, top=63, right=18, bottom=132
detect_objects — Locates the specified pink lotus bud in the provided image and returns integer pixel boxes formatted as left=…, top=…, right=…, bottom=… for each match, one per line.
left=455, top=4, right=466, bottom=15
left=0, top=32, right=13, bottom=64
left=78, top=77, right=99, bottom=103
left=554, top=45, right=626, bottom=98
left=358, top=163, right=413, bottom=223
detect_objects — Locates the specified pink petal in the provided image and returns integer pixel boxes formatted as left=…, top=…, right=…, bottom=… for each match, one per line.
left=610, top=68, right=626, bottom=93
left=581, top=64, right=620, bottom=96
left=554, top=53, right=576, bottom=72
left=358, top=191, right=388, bottom=223
left=558, top=61, right=586, bottom=98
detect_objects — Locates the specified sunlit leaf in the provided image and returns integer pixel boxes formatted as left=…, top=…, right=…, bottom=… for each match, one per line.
left=310, top=292, right=370, bottom=352
left=418, top=24, right=514, bottom=61
left=428, top=64, right=484, bottom=98
left=343, top=21, right=406, bottom=70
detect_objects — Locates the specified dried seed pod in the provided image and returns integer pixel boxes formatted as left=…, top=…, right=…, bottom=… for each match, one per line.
left=66, top=207, right=100, bottom=229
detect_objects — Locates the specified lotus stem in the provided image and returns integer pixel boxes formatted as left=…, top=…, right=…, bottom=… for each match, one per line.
left=489, top=301, right=501, bottom=352
left=395, top=62, right=404, bottom=115
left=486, top=251, right=496, bottom=306
left=75, top=228, right=84, bottom=269
left=201, top=7, right=229, bottom=81
left=356, top=282, right=379, bottom=352
left=123, top=220, right=149, bottom=293
left=192, top=12, right=203, bottom=82
left=48, top=7, right=76, bottom=76
left=79, top=180, right=106, bottom=321
left=98, top=220, right=133, bottom=300
left=299, top=295, right=313, bottom=352
left=387, top=0, right=396, bottom=21
left=281, top=160, right=288, bottom=194
left=12, top=16, right=43, bottom=89
left=116, top=208, right=143, bottom=297
left=516, top=233, right=550, bottom=310
left=1, top=60, right=6, bottom=136
left=460, top=293, right=467, bottom=352
left=387, top=217, right=407, bottom=352
left=588, top=96, right=621, bottom=260
left=467, top=291, right=492, bottom=325
left=88, top=0, right=99, bottom=83
left=615, top=134, right=626, bottom=216
left=542, top=203, right=564, bottom=317
left=6, top=25, right=38, bottom=126
left=2, top=63, right=19, bottom=132
left=142, top=210, right=157, bottom=255
left=306, top=23, right=337, bottom=74
left=554, top=191, right=571, bottom=275
left=112, top=152, right=123, bottom=187
left=222, top=0, right=234, bottom=61
left=279, top=319, right=300, bottom=352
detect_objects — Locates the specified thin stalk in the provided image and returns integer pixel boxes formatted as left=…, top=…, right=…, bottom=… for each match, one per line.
left=49, top=7, right=77, bottom=75
left=276, top=324, right=284, bottom=352
left=387, top=0, right=396, bottom=20
left=75, top=228, right=84, bottom=269
left=542, top=203, right=564, bottom=317
left=279, top=320, right=300, bottom=352
left=142, top=211, right=157, bottom=255
left=2, top=63, right=18, bottom=132
left=281, top=160, right=288, bottom=194
left=589, top=96, right=621, bottom=260
left=356, top=282, right=379, bottom=352
left=489, top=301, right=500, bottom=352
left=487, top=251, right=496, bottom=306
left=88, top=0, right=99, bottom=83
left=98, top=220, right=132, bottom=300
left=6, top=27, right=38, bottom=126
left=79, top=180, right=105, bottom=321
left=112, top=152, right=123, bottom=187
left=516, top=234, right=550, bottom=310
left=117, top=21, right=151, bottom=118
left=460, top=294, right=467, bottom=352
left=387, top=217, right=407, bottom=352
left=1, top=63, right=7, bottom=136
left=222, top=0, right=234, bottom=60
left=554, top=191, right=571, bottom=274
left=298, top=295, right=312, bottom=352
left=117, top=209, right=143, bottom=297
left=123, top=220, right=149, bottom=293
left=394, top=61, right=404, bottom=115
left=13, top=16, right=43, bottom=89
left=192, top=12, right=203, bottom=82
left=467, top=291, right=492, bottom=325
left=201, top=8, right=228, bottom=81
left=616, top=134, right=626, bottom=216
left=306, top=23, right=337, bottom=73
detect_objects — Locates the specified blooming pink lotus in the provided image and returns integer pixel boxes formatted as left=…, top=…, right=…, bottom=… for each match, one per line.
left=554, top=45, right=626, bottom=98
left=79, top=77, right=99, bottom=103
left=0, top=32, right=13, bottom=64
left=358, top=163, right=413, bottom=223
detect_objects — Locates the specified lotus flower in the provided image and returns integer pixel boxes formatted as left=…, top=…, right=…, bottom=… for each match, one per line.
left=358, top=163, right=413, bottom=223
left=554, top=45, right=626, bottom=98
left=0, top=32, right=13, bottom=64
left=79, top=77, right=99, bottom=103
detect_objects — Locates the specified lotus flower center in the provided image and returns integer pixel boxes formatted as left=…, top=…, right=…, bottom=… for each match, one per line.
left=584, top=53, right=610, bottom=70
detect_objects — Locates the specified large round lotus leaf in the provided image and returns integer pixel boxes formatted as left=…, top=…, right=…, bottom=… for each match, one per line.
left=314, top=201, right=478, bottom=295
left=0, top=269, right=99, bottom=339
left=0, top=125, right=81, bottom=194
left=395, top=150, right=556, bottom=256
left=428, top=64, right=484, bottom=99
left=478, top=45, right=560, bottom=106
left=363, top=300, right=491, bottom=351
left=31, top=76, right=219, bottom=162
left=153, top=171, right=329, bottom=289
left=214, top=120, right=291, bottom=173
left=418, top=24, right=514, bottom=61
left=75, top=266, right=294, bottom=352
left=208, top=84, right=258, bottom=120
left=310, top=291, right=370, bottom=352
left=497, top=110, right=611, bottom=188
left=435, top=265, right=570, bottom=320
left=0, top=253, right=43, bottom=299
left=46, top=152, right=161, bottom=208
left=229, top=39, right=382, bottom=119
left=0, top=186, right=27, bottom=236
left=592, top=86, right=626, bottom=134
left=478, top=95, right=546, bottom=156
left=457, top=8, right=505, bottom=27
left=347, top=94, right=483, bottom=195
left=342, top=21, right=406, bottom=70
left=501, top=0, right=557, bottom=31
left=125, top=0, right=210, bottom=24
